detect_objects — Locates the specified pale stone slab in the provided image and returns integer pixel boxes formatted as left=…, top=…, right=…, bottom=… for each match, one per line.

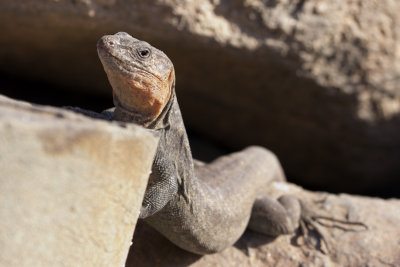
left=0, top=95, right=158, bottom=266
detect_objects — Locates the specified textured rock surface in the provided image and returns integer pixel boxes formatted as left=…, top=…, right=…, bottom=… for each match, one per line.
left=127, top=182, right=400, bottom=266
left=0, top=95, right=159, bottom=266
left=0, top=0, right=399, bottom=194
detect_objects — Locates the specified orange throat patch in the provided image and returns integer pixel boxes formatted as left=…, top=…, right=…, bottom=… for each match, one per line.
left=106, top=67, right=173, bottom=122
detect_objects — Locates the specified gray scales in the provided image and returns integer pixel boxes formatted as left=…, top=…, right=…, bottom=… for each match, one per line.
left=67, top=32, right=367, bottom=255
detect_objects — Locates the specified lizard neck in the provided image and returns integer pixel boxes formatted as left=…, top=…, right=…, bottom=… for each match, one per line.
left=158, top=94, right=197, bottom=201
left=137, top=92, right=199, bottom=219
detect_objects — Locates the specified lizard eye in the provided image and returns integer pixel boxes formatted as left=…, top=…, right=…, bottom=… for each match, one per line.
left=137, top=48, right=151, bottom=58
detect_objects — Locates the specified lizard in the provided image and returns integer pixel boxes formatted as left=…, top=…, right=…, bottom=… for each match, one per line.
left=68, top=32, right=367, bottom=255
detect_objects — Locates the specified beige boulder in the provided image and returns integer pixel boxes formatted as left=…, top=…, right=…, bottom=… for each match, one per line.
left=0, top=95, right=159, bottom=266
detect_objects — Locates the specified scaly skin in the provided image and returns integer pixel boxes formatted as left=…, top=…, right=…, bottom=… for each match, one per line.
left=92, top=32, right=366, bottom=255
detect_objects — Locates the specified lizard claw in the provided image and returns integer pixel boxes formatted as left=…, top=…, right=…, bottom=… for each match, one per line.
left=295, top=200, right=368, bottom=254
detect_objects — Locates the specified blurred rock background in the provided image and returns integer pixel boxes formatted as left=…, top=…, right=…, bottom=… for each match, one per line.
left=1, top=0, right=399, bottom=197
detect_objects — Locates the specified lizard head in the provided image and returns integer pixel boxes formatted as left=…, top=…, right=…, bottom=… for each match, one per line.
left=97, top=32, right=175, bottom=126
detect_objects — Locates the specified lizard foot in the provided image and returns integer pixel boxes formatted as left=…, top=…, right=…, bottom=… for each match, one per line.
left=295, top=199, right=368, bottom=254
